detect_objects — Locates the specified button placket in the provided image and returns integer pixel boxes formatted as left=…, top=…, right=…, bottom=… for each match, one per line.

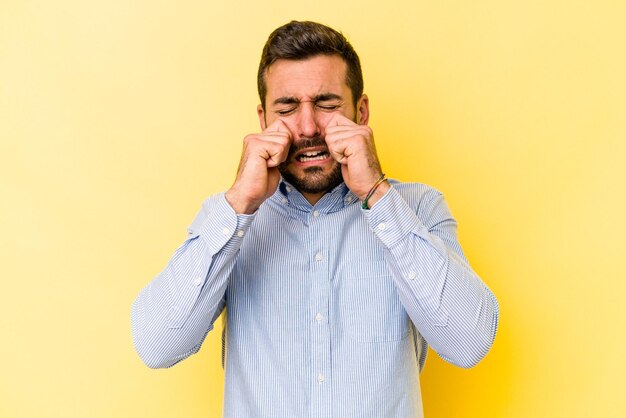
left=308, top=220, right=331, bottom=417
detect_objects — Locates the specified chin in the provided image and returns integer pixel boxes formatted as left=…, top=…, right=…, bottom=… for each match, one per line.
left=280, top=164, right=343, bottom=195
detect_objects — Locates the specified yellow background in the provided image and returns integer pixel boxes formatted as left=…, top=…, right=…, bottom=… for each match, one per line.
left=2, top=1, right=625, bottom=417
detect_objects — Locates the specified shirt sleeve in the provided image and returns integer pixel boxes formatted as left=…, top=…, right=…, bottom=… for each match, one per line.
left=363, top=185, right=499, bottom=368
left=131, top=193, right=255, bottom=368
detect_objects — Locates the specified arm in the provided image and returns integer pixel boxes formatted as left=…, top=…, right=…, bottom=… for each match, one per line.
left=131, top=119, right=292, bottom=368
left=364, top=184, right=499, bottom=368
left=324, top=114, right=498, bottom=368
left=131, top=193, right=254, bottom=368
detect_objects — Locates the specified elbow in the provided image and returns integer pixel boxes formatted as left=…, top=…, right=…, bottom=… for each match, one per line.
left=141, top=355, right=177, bottom=370
left=446, top=334, right=495, bottom=369
left=463, top=289, right=500, bottom=368
left=131, top=314, right=198, bottom=369
left=131, top=303, right=177, bottom=369
left=135, top=343, right=176, bottom=369
left=142, top=359, right=164, bottom=369
left=139, top=355, right=165, bottom=369
left=132, top=333, right=177, bottom=369
left=469, top=310, right=500, bottom=368
left=131, top=322, right=185, bottom=369
left=447, top=302, right=500, bottom=369
left=136, top=342, right=195, bottom=369
left=453, top=346, right=490, bottom=369
left=130, top=306, right=205, bottom=370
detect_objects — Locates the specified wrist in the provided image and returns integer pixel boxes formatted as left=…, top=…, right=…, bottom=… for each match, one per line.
left=361, top=173, right=389, bottom=209
left=225, top=188, right=260, bottom=215
left=362, top=180, right=390, bottom=209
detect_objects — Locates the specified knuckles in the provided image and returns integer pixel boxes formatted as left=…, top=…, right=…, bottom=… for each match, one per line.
left=243, top=132, right=291, bottom=149
left=242, top=134, right=255, bottom=146
left=325, top=128, right=373, bottom=146
left=241, top=132, right=290, bottom=166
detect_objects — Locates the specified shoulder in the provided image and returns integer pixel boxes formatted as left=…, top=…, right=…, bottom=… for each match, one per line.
left=386, top=179, right=455, bottom=223
left=388, top=179, right=444, bottom=203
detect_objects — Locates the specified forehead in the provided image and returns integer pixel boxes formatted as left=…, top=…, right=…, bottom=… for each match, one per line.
left=264, top=55, right=351, bottom=102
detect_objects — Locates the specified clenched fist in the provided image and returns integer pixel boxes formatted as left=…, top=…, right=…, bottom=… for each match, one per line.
left=325, top=114, right=390, bottom=207
left=225, top=120, right=293, bottom=214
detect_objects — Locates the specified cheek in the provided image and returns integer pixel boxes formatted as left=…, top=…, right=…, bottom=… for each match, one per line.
left=317, top=112, right=341, bottom=134
left=265, top=114, right=295, bottom=133
left=280, top=118, right=299, bottom=135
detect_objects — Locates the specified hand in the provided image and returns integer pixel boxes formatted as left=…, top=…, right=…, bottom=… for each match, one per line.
left=225, top=120, right=292, bottom=214
left=324, top=114, right=390, bottom=207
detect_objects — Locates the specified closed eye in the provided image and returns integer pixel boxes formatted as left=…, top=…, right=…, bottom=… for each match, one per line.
left=316, top=104, right=341, bottom=111
left=275, top=107, right=296, bottom=115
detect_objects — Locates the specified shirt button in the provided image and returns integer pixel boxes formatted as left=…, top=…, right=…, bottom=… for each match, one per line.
left=345, top=196, right=353, bottom=203
left=193, top=277, right=203, bottom=286
left=222, top=227, right=230, bottom=235
left=281, top=197, right=288, bottom=204
left=315, top=253, right=323, bottom=262
left=286, top=186, right=292, bottom=192
left=315, top=313, right=324, bottom=322
left=236, top=230, right=244, bottom=238
left=377, top=223, right=386, bottom=231
left=313, top=210, right=320, bottom=217
left=406, top=271, right=417, bottom=280
left=317, top=373, right=325, bottom=384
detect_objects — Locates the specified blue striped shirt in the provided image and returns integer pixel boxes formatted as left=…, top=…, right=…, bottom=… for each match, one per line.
left=131, top=179, right=499, bottom=417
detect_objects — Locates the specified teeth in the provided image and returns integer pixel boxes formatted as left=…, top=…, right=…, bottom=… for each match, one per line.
left=299, top=151, right=328, bottom=162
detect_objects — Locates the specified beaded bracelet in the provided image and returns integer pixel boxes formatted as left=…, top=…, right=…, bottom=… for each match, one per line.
left=362, top=173, right=387, bottom=209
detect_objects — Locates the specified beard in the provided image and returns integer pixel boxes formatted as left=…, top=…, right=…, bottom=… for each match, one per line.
left=280, top=164, right=343, bottom=195
left=278, top=135, right=344, bottom=195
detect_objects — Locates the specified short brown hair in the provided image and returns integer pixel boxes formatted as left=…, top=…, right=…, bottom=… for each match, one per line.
left=257, top=21, right=364, bottom=110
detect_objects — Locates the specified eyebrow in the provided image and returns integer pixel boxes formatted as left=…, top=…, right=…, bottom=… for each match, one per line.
left=272, top=93, right=343, bottom=106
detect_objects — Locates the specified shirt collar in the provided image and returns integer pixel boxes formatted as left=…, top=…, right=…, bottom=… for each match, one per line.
left=269, top=178, right=358, bottom=216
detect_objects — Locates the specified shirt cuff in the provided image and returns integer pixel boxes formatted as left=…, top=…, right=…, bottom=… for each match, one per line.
left=193, top=193, right=256, bottom=255
left=362, top=186, right=429, bottom=250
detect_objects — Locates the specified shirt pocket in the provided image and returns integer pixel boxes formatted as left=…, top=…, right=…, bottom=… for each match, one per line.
left=341, top=269, right=410, bottom=343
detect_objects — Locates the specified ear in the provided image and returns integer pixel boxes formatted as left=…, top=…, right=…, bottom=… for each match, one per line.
left=257, top=104, right=267, bottom=130
left=356, top=94, right=370, bottom=125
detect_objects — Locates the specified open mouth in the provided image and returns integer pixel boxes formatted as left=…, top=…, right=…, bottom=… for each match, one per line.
left=296, top=150, right=330, bottom=163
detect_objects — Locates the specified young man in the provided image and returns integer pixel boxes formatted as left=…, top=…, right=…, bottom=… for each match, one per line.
left=132, top=20, right=499, bottom=417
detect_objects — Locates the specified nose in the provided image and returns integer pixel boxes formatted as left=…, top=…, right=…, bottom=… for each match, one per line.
left=296, top=102, right=321, bottom=139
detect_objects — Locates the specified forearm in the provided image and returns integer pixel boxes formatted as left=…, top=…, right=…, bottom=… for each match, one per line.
left=131, top=193, right=254, bottom=368
left=383, top=239, right=498, bottom=368
left=366, top=184, right=499, bottom=368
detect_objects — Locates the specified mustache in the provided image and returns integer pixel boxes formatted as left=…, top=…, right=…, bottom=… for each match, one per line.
left=287, top=135, right=327, bottom=155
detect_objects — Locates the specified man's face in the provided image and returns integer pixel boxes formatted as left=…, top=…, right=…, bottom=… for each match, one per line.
left=258, top=54, right=369, bottom=197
